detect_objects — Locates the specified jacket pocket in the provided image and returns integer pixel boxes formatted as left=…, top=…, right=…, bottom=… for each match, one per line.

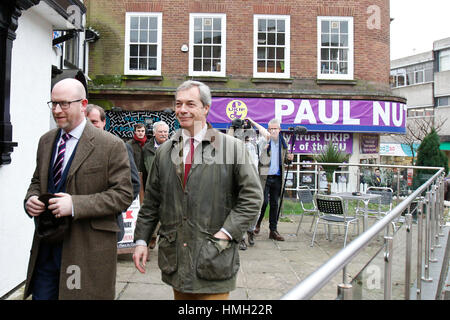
left=158, top=229, right=178, bottom=275
left=91, top=217, right=120, bottom=233
left=196, top=237, right=239, bottom=281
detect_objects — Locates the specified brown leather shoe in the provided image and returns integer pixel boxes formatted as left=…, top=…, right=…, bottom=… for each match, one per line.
left=269, top=230, right=285, bottom=241
left=254, top=223, right=261, bottom=235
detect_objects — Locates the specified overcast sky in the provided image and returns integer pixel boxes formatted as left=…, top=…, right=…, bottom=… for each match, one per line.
left=390, top=0, right=450, bottom=60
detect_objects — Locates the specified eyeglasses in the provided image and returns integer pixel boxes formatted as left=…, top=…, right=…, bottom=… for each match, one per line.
left=47, top=99, right=83, bottom=110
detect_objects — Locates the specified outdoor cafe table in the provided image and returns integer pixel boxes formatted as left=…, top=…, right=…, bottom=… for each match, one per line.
left=330, top=192, right=382, bottom=232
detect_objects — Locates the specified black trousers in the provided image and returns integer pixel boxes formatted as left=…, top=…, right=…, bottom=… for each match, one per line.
left=257, top=175, right=282, bottom=231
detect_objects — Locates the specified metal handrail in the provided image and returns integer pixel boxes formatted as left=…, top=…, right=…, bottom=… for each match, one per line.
left=281, top=164, right=445, bottom=300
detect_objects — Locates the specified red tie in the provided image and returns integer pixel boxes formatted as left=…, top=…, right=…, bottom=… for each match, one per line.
left=184, top=138, right=194, bottom=187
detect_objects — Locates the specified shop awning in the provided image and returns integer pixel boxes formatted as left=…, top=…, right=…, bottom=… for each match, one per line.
left=440, top=142, right=450, bottom=151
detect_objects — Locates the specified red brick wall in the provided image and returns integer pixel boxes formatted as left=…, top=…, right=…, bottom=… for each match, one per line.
left=86, top=0, right=390, bottom=87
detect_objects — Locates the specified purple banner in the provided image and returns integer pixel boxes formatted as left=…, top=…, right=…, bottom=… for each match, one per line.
left=284, top=132, right=353, bottom=154
left=207, top=97, right=406, bottom=133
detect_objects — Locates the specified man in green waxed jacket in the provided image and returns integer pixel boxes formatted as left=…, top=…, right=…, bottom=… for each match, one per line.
left=133, top=80, right=263, bottom=300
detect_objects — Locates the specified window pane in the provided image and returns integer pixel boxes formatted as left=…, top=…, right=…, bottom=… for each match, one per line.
left=277, top=33, right=285, bottom=45
left=321, top=20, right=329, bottom=33
left=213, top=46, right=221, bottom=58
left=415, top=71, right=424, bottom=83
left=130, top=17, right=139, bottom=29
left=204, top=18, right=212, bottom=31
left=149, top=31, right=157, bottom=43
left=339, top=62, right=348, bottom=74
left=321, top=48, right=329, bottom=60
left=203, top=59, right=211, bottom=71
left=130, top=30, right=138, bottom=42
left=339, top=49, right=348, bottom=61
left=267, top=60, right=275, bottom=72
left=213, top=18, right=221, bottom=31
left=194, top=31, right=203, bottom=44
left=257, top=47, right=266, bottom=59
left=276, top=47, right=284, bottom=59
left=321, top=34, right=330, bottom=46
left=130, top=58, right=138, bottom=70
left=331, top=21, right=339, bottom=33
left=321, top=61, right=330, bottom=73
left=213, top=59, right=221, bottom=71
left=331, top=34, right=339, bottom=47
left=277, top=20, right=285, bottom=32
left=258, top=33, right=266, bottom=44
left=140, top=30, right=148, bottom=42
left=425, top=69, right=433, bottom=82
left=268, top=19, right=276, bottom=31
left=258, top=19, right=266, bottom=32
left=194, top=59, right=202, bottom=71
left=330, top=62, right=338, bottom=73
left=194, top=18, right=202, bottom=31
left=203, top=46, right=211, bottom=58
left=406, top=72, right=414, bottom=85
left=149, top=17, right=157, bottom=29
left=330, top=49, right=338, bottom=60
left=148, top=58, right=157, bottom=70
left=276, top=60, right=285, bottom=72
left=267, top=33, right=275, bottom=45
left=212, top=32, right=221, bottom=44
left=139, top=45, right=147, bottom=56
left=148, top=45, right=157, bottom=57
left=140, top=17, right=148, bottom=29
left=340, top=21, right=348, bottom=33
left=130, top=45, right=138, bottom=56
left=397, top=75, right=405, bottom=86
left=139, top=58, right=147, bottom=70
left=204, top=31, right=212, bottom=44
left=194, top=46, right=202, bottom=58
left=268, top=47, right=275, bottom=59
left=340, top=34, right=348, bottom=47
left=257, top=60, right=266, bottom=72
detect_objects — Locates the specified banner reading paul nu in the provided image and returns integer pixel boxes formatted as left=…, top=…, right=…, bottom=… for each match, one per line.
left=207, top=97, right=406, bottom=134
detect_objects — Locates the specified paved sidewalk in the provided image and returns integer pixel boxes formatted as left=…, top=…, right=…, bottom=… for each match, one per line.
left=114, top=215, right=381, bottom=300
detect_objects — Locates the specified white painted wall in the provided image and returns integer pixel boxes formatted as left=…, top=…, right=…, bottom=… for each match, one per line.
left=0, top=9, right=54, bottom=297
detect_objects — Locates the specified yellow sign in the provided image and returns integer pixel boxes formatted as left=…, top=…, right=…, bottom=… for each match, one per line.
left=226, top=100, right=248, bottom=120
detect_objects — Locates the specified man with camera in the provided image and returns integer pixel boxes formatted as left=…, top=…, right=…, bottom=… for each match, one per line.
left=246, top=117, right=294, bottom=242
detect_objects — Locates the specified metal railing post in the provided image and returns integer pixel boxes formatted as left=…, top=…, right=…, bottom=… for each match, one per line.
left=337, top=266, right=352, bottom=300
left=404, top=206, right=412, bottom=300
left=439, top=177, right=445, bottom=237
left=384, top=236, right=393, bottom=300
left=416, top=200, right=424, bottom=300
left=429, top=186, right=438, bottom=263
left=422, top=191, right=433, bottom=282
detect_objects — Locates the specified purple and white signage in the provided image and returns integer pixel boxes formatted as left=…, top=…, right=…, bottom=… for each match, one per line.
left=285, top=132, right=353, bottom=154
left=207, top=97, right=406, bottom=134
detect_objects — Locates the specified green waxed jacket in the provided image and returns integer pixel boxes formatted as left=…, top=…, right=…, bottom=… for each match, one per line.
left=134, top=125, right=263, bottom=293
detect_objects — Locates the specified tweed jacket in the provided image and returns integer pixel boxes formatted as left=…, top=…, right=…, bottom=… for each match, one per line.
left=24, top=120, right=133, bottom=299
left=134, top=125, right=263, bottom=294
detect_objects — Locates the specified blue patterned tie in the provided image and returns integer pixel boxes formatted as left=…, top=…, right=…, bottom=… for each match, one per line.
left=52, top=133, right=71, bottom=186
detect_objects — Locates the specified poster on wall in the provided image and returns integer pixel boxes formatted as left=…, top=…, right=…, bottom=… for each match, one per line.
left=105, top=111, right=178, bottom=139
left=359, top=134, right=379, bottom=154
left=284, top=132, right=353, bottom=154
left=117, top=196, right=141, bottom=249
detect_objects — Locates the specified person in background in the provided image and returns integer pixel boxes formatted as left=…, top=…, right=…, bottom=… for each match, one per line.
left=127, top=123, right=147, bottom=173
left=86, top=104, right=140, bottom=241
left=140, top=120, right=170, bottom=249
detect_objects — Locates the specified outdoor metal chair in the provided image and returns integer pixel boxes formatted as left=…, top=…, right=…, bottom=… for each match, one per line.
left=295, top=186, right=319, bottom=235
left=359, top=187, right=398, bottom=231
left=311, top=194, right=359, bottom=247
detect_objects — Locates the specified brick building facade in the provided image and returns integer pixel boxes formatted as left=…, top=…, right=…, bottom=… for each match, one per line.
left=85, top=0, right=405, bottom=173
